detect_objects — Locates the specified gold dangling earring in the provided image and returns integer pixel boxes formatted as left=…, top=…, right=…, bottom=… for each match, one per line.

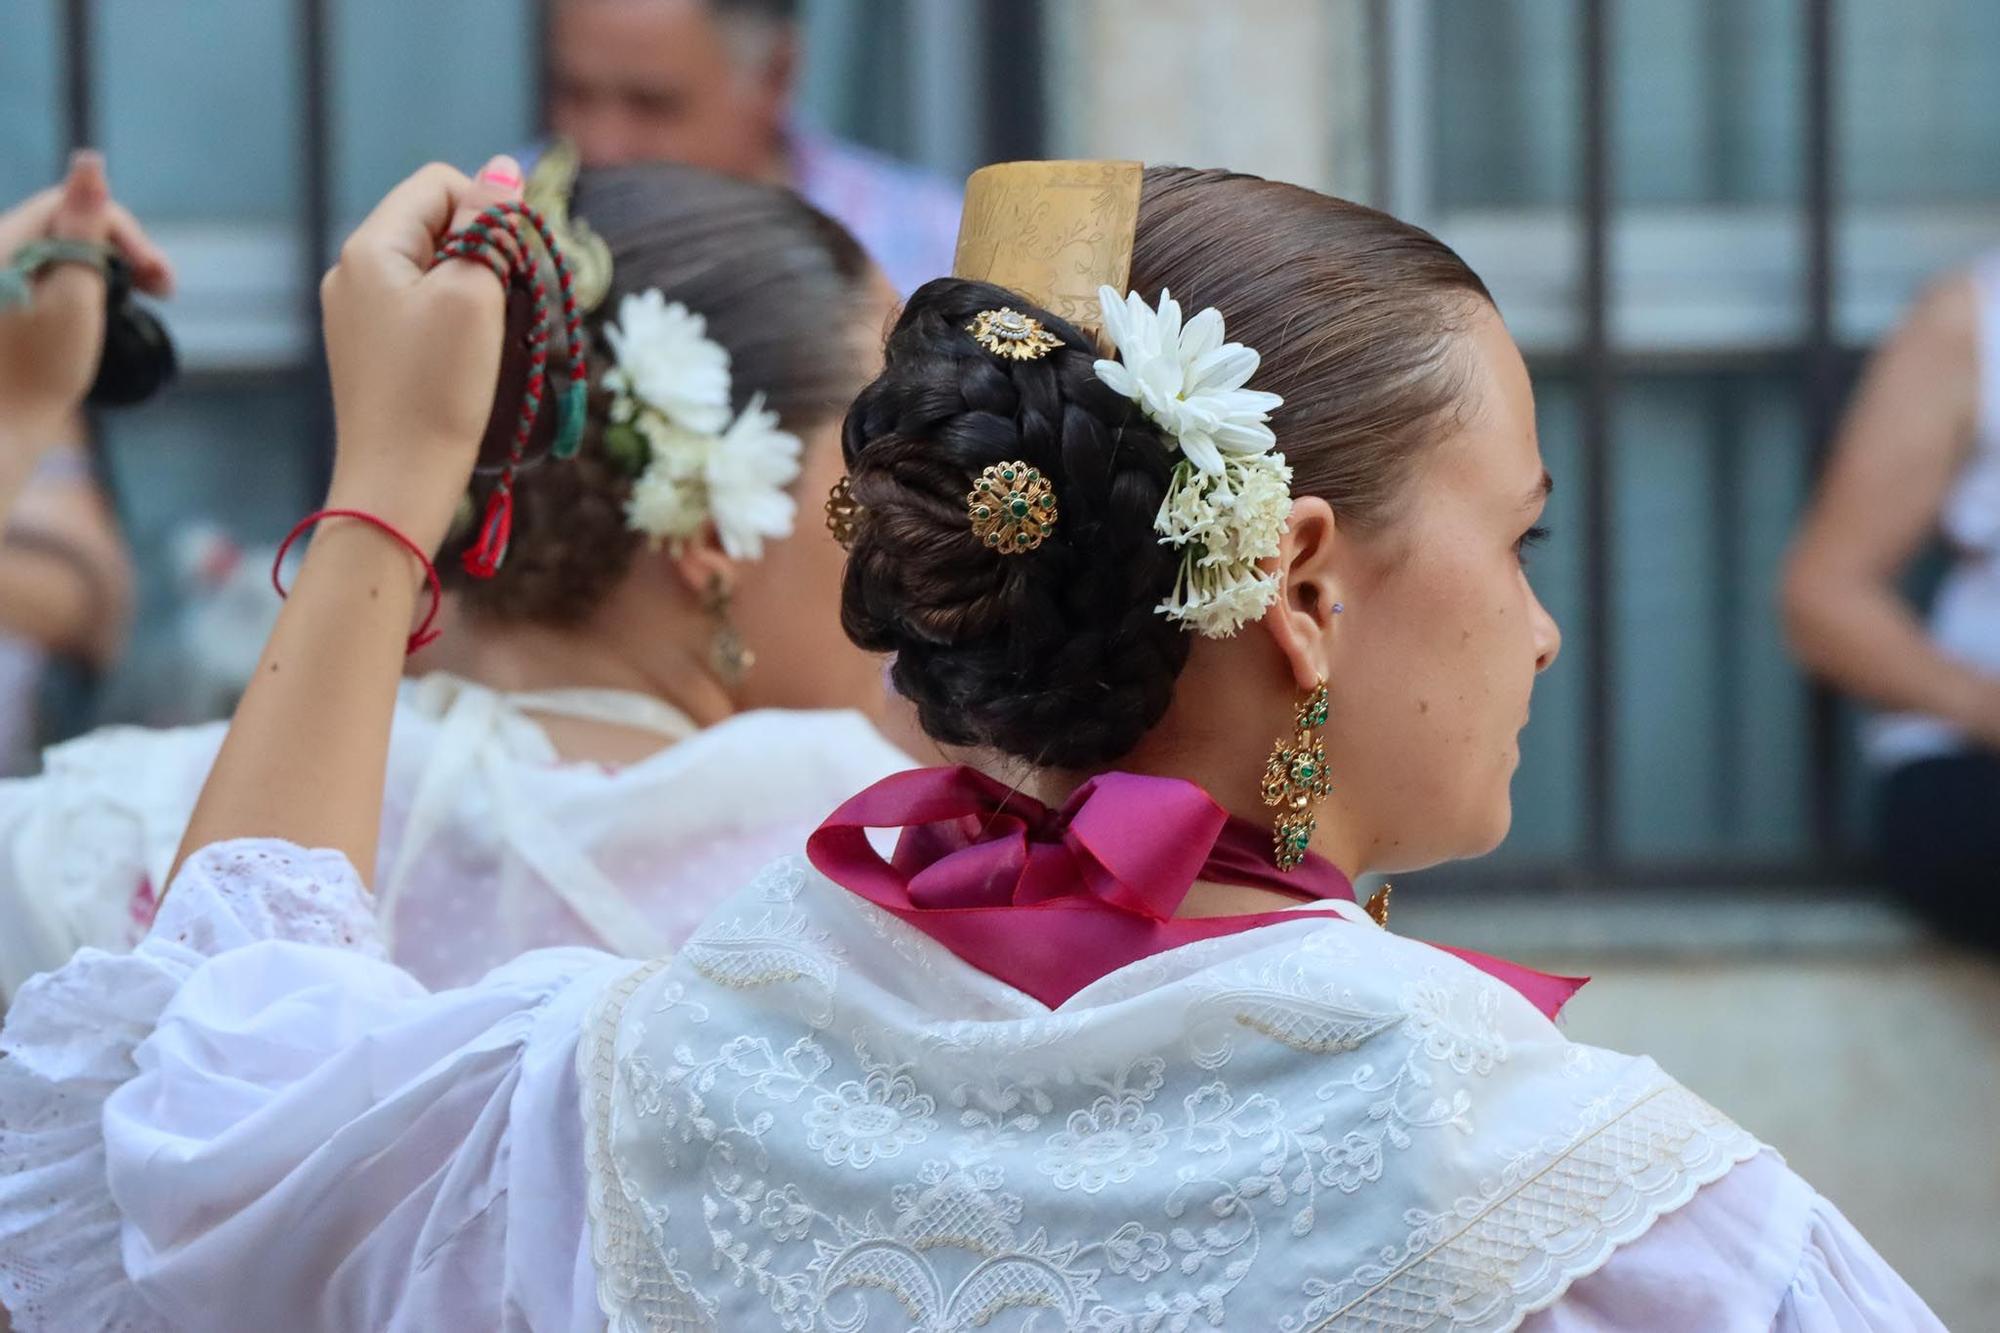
left=1261, top=678, right=1333, bottom=870
left=702, top=573, right=754, bottom=689
left=1364, top=882, right=1392, bottom=927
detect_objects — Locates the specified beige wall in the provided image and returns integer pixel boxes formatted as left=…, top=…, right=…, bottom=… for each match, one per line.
left=1045, top=0, right=1372, bottom=199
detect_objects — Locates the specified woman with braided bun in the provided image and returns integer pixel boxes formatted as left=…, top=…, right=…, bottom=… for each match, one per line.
left=0, top=162, right=1936, bottom=1330
left=0, top=149, right=912, bottom=1004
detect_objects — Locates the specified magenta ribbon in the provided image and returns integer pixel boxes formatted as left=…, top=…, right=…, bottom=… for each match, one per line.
left=807, top=766, right=1585, bottom=1016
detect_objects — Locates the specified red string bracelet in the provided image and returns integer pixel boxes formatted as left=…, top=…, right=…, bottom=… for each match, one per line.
left=271, top=509, right=444, bottom=655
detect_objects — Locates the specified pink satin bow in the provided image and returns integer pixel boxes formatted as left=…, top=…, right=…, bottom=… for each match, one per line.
left=808, top=766, right=1585, bottom=1016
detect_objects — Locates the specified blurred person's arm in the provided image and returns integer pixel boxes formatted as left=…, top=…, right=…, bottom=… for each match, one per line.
left=1781, top=275, right=2000, bottom=748
left=0, top=152, right=172, bottom=527
left=0, top=423, right=133, bottom=668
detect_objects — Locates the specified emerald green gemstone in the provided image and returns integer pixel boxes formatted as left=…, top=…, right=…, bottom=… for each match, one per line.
left=975, top=505, right=990, bottom=519
left=1010, top=497, right=1030, bottom=517
left=1002, top=467, right=1016, bottom=481
left=551, top=380, right=589, bottom=460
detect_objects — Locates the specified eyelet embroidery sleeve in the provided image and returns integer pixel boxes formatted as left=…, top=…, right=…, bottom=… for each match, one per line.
left=145, top=837, right=384, bottom=959
left=0, top=837, right=623, bottom=1331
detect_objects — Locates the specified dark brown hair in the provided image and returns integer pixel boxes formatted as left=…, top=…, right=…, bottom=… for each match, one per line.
left=440, top=161, right=873, bottom=622
left=839, top=166, right=1493, bottom=769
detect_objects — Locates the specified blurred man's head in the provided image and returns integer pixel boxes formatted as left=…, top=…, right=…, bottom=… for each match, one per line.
left=549, top=0, right=798, bottom=180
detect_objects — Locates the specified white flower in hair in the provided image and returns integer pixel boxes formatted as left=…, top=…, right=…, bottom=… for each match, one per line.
left=624, top=448, right=707, bottom=547
left=1093, top=285, right=1283, bottom=476
left=1163, top=557, right=1284, bottom=638
left=605, top=288, right=802, bottom=557
left=703, top=393, right=803, bottom=561
left=1155, top=452, right=1293, bottom=635
left=1092, top=285, right=1294, bottom=637
left=602, top=290, right=733, bottom=435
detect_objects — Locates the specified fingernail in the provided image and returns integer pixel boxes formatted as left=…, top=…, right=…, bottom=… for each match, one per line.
left=477, top=157, right=523, bottom=190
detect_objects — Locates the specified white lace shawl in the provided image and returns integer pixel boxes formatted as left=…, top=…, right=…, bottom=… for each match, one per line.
left=579, top=861, right=1762, bottom=1332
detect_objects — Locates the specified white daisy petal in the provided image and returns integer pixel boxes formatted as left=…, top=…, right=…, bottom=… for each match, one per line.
left=1178, top=433, right=1226, bottom=477
left=1189, top=345, right=1260, bottom=397
left=1231, top=387, right=1286, bottom=416
left=1094, top=358, right=1135, bottom=398
left=703, top=391, right=804, bottom=561
left=1137, top=355, right=1184, bottom=407
left=1096, top=285, right=1135, bottom=354
left=1181, top=307, right=1225, bottom=364
left=1155, top=289, right=1184, bottom=346
left=1211, top=418, right=1279, bottom=453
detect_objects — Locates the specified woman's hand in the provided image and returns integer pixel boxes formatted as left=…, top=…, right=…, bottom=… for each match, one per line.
left=320, top=155, right=525, bottom=555
left=0, top=151, right=173, bottom=440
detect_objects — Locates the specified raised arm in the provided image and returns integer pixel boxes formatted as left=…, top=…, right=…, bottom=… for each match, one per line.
left=1781, top=274, right=2000, bottom=748
left=0, top=151, right=173, bottom=525
left=171, top=157, right=524, bottom=882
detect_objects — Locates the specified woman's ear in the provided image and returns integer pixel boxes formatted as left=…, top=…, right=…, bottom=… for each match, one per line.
left=1259, top=495, right=1345, bottom=692
left=668, top=524, right=736, bottom=603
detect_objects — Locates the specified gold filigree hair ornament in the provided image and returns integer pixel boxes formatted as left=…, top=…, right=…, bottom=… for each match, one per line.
left=968, top=462, right=1057, bottom=554
left=968, top=307, right=1062, bottom=361
left=825, top=475, right=862, bottom=547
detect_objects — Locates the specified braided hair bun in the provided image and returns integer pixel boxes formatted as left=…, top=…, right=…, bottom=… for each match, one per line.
left=840, top=278, right=1190, bottom=769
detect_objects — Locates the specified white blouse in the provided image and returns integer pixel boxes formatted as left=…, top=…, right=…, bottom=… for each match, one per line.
left=0, top=672, right=911, bottom=998
left=0, top=841, right=1944, bottom=1332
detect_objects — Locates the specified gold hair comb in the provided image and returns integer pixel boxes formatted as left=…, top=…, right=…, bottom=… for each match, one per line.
left=952, top=160, right=1143, bottom=352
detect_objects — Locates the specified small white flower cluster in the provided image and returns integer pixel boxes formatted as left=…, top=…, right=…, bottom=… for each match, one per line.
left=603, top=289, right=803, bottom=561
left=1093, top=285, right=1290, bottom=637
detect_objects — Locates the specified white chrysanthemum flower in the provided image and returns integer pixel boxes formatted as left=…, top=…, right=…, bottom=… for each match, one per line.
left=1093, top=284, right=1283, bottom=476
left=601, top=290, right=733, bottom=435
left=704, top=393, right=803, bottom=561
left=623, top=457, right=706, bottom=549
left=637, top=412, right=713, bottom=474
left=1092, top=283, right=1293, bottom=637
left=601, top=289, right=802, bottom=559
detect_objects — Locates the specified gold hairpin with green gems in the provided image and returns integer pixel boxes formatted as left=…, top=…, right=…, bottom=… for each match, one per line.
left=967, top=461, right=1057, bottom=554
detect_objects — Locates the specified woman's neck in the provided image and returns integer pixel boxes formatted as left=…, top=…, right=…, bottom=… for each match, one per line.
left=433, top=603, right=737, bottom=765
